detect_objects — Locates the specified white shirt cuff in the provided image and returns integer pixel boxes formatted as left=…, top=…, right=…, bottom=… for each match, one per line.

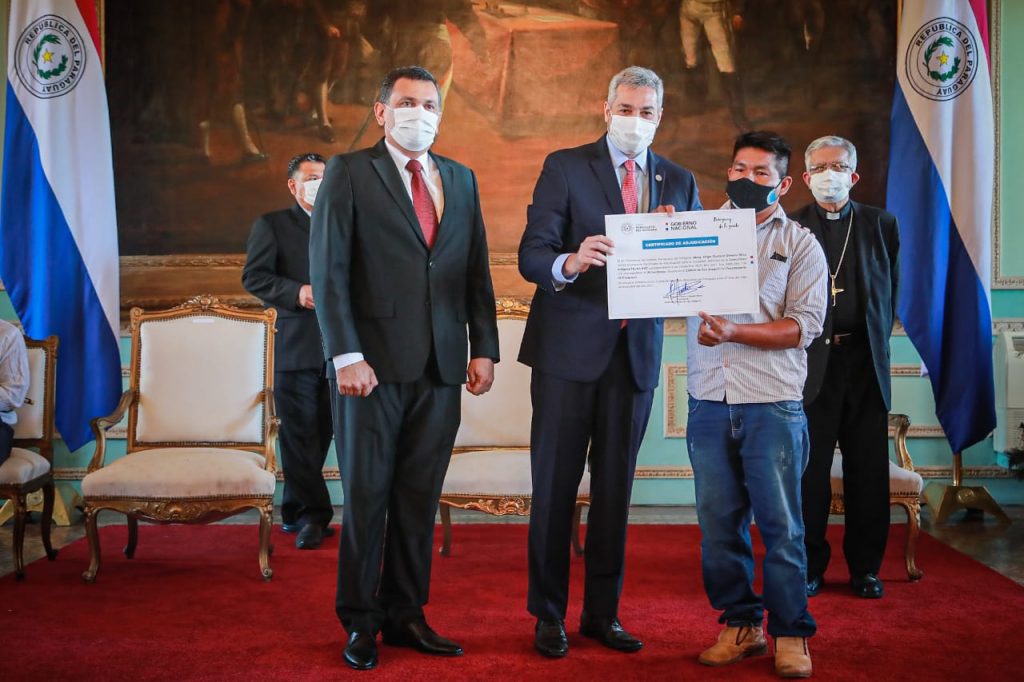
left=551, top=253, right=578, bottom=290
left=332, top=352, right=364, bottom=371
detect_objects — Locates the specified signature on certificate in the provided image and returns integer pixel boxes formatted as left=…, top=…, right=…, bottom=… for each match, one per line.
left=664, top=278, right=705, bottom=304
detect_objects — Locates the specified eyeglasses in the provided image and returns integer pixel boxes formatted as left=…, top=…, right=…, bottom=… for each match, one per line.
left=808, top=162, right=853, bottom=174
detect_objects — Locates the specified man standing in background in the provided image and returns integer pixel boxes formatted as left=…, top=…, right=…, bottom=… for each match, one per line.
left=794, top=135, right=900, bottom=601
left=243, top=152, right=334, bottom=550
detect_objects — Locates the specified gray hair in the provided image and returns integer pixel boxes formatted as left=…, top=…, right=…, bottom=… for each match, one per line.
left=607, top=66, right=663, bottom=108
left=804, top=135, right=858, bottom=171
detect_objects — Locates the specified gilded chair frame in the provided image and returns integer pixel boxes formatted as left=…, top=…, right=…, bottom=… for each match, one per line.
left=438, top=298, right=590, bottom=557
left=82, top=296, right=279, bottom=582
left=0, top=335, right=59, bottom=579
left=830, top=412, right=923, bottom=580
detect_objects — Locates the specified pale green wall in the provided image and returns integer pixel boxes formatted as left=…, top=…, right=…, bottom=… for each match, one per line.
left=2, top=3, right=1023, bottom=507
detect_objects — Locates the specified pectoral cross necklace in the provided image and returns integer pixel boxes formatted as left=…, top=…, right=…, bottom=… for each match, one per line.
left=829, top=210, right=854, bottom=307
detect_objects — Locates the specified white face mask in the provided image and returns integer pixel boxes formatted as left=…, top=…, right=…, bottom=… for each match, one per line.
left=302, top=178, right=322, bottom=206
left=388, top=105, right=439, bottom=152
left=808, top=169, right=853, bottom=204
left=607, top=114, right=658, bottom=158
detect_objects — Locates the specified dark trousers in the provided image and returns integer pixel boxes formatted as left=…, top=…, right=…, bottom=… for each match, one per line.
left=331, top=369, right=461, bottom=634
left=275, top=367, right=334, bottom=528
left=527, top=332, right=654, bottom=622
left=0, top=421, right=13, bottom=467
left=802, top=338, right=890, bottom=578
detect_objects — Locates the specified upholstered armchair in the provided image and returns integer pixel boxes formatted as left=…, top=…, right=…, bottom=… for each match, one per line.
left=0, top=335, right=58, bottom=579
left=830, top=413, right=924, bottom=580
left=439, top=299, right=590, bottom=557
left=81, top=297, right=279, bottom=582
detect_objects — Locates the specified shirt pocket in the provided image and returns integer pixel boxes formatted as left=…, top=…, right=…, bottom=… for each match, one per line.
left=759, top=257, right=790, bottom=307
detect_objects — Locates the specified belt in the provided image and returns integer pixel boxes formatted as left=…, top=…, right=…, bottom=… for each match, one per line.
left=831, top=332, right=858, bottom=346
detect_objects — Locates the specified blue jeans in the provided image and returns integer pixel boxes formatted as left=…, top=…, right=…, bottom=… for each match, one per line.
left=686, top=396, right=816, bottom=638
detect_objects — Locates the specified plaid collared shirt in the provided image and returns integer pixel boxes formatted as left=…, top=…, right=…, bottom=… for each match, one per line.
left=686, top=203, right=828, bottom=403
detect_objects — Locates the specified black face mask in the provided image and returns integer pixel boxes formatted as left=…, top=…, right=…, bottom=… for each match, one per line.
left=726, top=177, right=782, bottom=212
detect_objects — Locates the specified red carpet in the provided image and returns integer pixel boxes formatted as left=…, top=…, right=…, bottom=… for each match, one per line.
left=2, top=523, right=1021, bottom=680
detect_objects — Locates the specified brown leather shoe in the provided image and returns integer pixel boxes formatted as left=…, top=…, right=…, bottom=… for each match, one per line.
left=774, top=636, right=812, bottom=678
left=698, top=625, right=768, bottom=666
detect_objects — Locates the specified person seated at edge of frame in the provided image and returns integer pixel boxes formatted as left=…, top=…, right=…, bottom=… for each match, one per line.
left=0, top=317, right=30, bottom=468
left=242, top=152, right=335, bottom=550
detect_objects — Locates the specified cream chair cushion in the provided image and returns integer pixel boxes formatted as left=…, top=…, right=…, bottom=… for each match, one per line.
left=455, top=318, right=532, bottom=448
left=81, top=448, right=275, bottom=498
left=829, top=454, right=924, bottom=498
left=443, top=449, right=591, bottom=497
left=0, top=447, right=50, bottom=484
left=136, top=316, right=267, bottom=443
left=12, top=347, right=47, bottom=440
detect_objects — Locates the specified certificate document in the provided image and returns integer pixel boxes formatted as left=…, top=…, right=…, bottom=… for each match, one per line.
left=605, top=209, right=760, bottom=319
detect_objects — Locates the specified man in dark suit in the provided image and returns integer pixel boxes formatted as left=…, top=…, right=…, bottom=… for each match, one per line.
left=242, top=152, right=334, bottom=550
left=794, top=135, right=900, bottom=600
left=310, top=66, right=499, bottom=671
left=518, top=66, right=701, bottom=659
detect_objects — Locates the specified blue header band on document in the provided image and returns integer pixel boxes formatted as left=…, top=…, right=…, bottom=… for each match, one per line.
left=642, top=237, right=719, bottom=250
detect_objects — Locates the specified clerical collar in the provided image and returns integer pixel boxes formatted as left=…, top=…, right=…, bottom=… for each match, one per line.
left=814, top=201, right=852, bottom=222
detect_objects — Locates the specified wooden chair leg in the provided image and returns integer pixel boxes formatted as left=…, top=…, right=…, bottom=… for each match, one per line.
left=258, top=505, right=273, bottom=581
left=902, top=500, right=924, bottom=581
left=13, top=493, right=27, bottom=580
left=41, top=480, right=57, bottom=561
left=572, top=503, right=585, bottom=557
left=124, top=515, right=139, bottom=559
left=82, top=506, right=101, bottom=583
left=439, top=503, right=453, bottom=557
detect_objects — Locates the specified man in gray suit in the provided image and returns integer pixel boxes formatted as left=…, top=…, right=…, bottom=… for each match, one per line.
left=310, top=65, right=499, bottom=671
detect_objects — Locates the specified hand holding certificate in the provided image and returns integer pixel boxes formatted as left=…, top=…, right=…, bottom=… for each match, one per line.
left=605, top=209, right=760, bottom=319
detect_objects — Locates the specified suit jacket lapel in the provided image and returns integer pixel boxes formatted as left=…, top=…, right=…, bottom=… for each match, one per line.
left=431, top=153, right=456, bottom=251
left=648, top=148, right=662, bottom=210
left=369, top=140, right=428, bottom=249
left=850, top=201, right=871, bottom=301
left=590, top=137, right=625, bottom=215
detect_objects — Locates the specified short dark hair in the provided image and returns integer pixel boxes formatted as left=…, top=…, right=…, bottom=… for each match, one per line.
left=378, top=66, right=441, bottom=107
left=286, top=152, right=325, bottom=180
left=732, top=131, right=791, bottom=177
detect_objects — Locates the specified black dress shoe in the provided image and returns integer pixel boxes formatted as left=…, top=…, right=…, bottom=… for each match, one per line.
left=285, top=522, right=335, bottom=536
left=806, top=574, right=824, bottom=597
left=579, top=613, right=643, bottom=653
left=382, top=619, right=463, bottom=656
left=295, top=523, right=324, bottom=549
left=534, top=618, right=568, bottom=658
left=344, top=631, right=378, bottom=670
left=850, top=573, right=884, bottom=599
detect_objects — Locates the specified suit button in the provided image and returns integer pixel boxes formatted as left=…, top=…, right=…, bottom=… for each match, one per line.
left=824, top=338, right=831, bottom=345
left=428, top=260, right=435, bottom=269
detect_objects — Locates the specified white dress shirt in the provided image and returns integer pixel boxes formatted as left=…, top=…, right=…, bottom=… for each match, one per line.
left=332, top=139, right=446, bottom=372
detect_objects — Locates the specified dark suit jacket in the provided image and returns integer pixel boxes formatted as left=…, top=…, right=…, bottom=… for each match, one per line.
left=242, top=204, right=324, bottom=372
left=517, top=136, right=702, bottom=391
left=793, top=200, right=900, bottom=409
left=309, top=138, right=499, bottom=385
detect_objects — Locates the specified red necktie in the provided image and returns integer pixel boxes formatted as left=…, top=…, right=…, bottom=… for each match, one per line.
left=619, top=159, right=638, bottom=329
left=621, top=159, right=638, bottom=214
left=406, top=158, right=438, bottom=248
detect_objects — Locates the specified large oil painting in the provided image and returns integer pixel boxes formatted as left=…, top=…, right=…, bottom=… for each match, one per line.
left=105, top=0, right=897, bottom=306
